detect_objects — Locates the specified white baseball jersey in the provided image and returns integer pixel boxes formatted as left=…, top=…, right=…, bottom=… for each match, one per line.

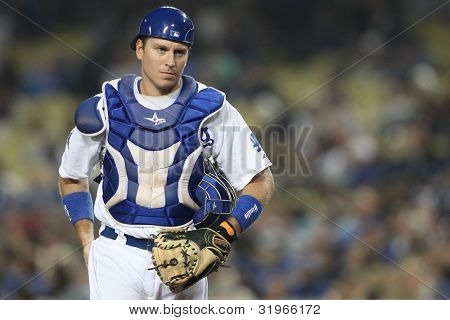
left=59, top=76, right=271, bottom=238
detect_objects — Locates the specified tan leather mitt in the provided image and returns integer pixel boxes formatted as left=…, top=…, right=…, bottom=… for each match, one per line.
left=151, top=228, right=231, bottom=293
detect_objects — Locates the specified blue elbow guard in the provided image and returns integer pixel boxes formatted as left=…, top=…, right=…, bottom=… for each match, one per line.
left=230, top=195, right=263, bottom=232
left=62, top=192, right=94, bottom=225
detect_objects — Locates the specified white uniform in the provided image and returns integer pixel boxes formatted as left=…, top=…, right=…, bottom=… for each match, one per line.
left=59, top=76, right=271, bottom=299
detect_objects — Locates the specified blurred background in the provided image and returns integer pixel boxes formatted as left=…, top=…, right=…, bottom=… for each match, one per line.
left=0, top=0, right=449, bottom=299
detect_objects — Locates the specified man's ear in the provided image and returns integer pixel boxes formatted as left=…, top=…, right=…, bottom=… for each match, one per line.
left=135, top=38, right=144, bottom=61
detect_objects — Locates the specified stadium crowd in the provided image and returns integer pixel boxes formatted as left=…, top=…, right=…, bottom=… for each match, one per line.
left=0, top=0, right=449, bottom=299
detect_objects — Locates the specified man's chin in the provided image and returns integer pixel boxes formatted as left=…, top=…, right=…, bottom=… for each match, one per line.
left=158, top=79, right=180, bottom=91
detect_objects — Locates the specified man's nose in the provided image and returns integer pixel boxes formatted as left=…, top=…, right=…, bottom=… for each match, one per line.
left=165, top=52, right=176, bottom=67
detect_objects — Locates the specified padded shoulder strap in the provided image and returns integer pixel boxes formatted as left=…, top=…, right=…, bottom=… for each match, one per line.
left=75, top=96, right=106, bottom=136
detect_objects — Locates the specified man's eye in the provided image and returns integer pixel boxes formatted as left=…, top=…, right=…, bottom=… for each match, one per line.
left=157, top=48, right=166, bottom=53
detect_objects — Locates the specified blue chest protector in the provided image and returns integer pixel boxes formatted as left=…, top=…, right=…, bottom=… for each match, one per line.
left=101, top=75, right=224, bottom=227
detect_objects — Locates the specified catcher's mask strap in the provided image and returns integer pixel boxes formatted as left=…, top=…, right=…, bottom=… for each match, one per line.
left=205, top=199, right=233, bottom=214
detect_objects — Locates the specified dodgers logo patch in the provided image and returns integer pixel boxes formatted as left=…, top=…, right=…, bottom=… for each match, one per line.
left=201, top=127, right=214, bottom=147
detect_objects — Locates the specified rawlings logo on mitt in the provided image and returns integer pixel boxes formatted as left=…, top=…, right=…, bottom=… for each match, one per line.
left=151, top=228, right=231, bottom=293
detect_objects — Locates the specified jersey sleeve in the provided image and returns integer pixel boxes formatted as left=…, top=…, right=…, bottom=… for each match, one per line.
left=58, top=128, right=105, bottom=179
left=204, top=100, right=272, bottom=191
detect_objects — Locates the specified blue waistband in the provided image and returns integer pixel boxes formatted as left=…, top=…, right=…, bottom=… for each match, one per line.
left=100, top=226, right=154, bottom=251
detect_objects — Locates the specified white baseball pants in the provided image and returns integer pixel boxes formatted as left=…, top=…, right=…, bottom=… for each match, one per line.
left=87, top=234, right=208, bottom=299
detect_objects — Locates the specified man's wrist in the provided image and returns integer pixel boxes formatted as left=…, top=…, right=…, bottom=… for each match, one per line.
left=74, top=219, right=94, bottom=247
left=229, top=195, right=262, bottom=233
left=217, top=220, right=238, bottom=243
left=62, top=192, right=94, bottom=225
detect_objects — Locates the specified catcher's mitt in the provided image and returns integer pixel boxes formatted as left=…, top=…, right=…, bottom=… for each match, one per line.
left=151, top=228, right=231, bottom=293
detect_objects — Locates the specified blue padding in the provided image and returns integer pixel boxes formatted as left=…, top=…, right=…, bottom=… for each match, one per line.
left=105, top=84, right=122, bottom=110
left=192, top=172, right=234, bottom=227
left=181, top=108, right=207, bottom=123
left=110, top=108, right=130, bottom=123
left=117, top=75, right=136, bottom=103
left=110, top=120, right=134, bottom=138
left=117, top=75, right=197, bottom=130
left=109, top=107, right=128, bottom=123
left=108, top=200, right=194, bottom=226
left=192, top=202, right=230, bottom=227
left=163, top=204, right=194, bottom=225
left=109, top=201, right=137, bottom=220
left=172, top=133, right=200, bottom=164
left=164, top=181, right=179, bottom=206
left=62, top=192, right=94, bottom=225
left=127, top=181, right=139, bottom=203
left=134, top=216, right=169, bottom=225
left=190, top=88, right=225, bottom=109
left=124, top=157, right=138, bottom=183
left=75, top=96, right=104, bottom=135
left=166, top=160, right=185, bottom=186
left=205, top=199, right=233, bottom=213
left=188, top=156, right=204, bottom=205
left=102, top=152, right=118, bottom=203
left=195, top=175, right=230, bottom=205
left=108, top=96, right=122, bottom=110
left=231, top=195, right=263, bottom=232
left=124, top=164, right=138, bottom=184
left=129, top=127, right=179, bottom=151
left=100, top=74, right=227, bottom=227
left=175, top=122, right=199, bottom=142
left=131, top=103, right=185, bottom=129
left=108, top=130, right=125, bottom=151
left=120, top=146, right=133, bottom=164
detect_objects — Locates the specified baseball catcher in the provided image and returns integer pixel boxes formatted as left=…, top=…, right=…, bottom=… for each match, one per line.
left=59, top=6, right=274, bottom=300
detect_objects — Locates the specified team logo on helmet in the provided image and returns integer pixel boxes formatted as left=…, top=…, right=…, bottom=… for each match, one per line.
left=170, top=30, right=180, bottom=38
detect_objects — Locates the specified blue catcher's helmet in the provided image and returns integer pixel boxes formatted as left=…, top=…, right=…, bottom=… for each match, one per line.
left=193, top=157, right=237, bottom=229
left=130, top=6, right=194, bottom=50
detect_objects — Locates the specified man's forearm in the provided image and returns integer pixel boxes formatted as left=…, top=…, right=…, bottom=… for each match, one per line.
left=239, top=168, right=275, bottom=207
left=59, top=177, right=95, bottom=246
left=75, top=219, right=94, bottom=247
left=59, top=177, right=89, bottom=196
left=226, top=168, right=275, bottom=234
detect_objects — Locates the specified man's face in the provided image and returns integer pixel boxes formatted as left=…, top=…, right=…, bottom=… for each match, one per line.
left=135, top=37, right=189, bottom=95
